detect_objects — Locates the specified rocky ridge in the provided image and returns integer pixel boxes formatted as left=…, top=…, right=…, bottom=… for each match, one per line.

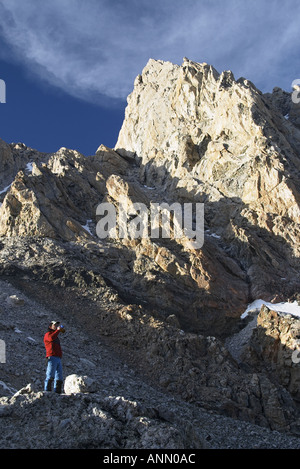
left=1, top=280, right=300, bottom=449
left=116, top=59, right=300, bottom=311
left=0, top=57, right=300, bottom=448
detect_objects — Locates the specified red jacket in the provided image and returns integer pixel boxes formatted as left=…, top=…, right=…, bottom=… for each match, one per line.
left=44, top=329, right=62, bottom=358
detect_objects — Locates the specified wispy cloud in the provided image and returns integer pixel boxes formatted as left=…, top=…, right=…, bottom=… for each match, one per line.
left=0, top=0, right=299, bottom=106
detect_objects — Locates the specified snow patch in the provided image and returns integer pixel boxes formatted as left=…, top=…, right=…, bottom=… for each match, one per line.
left=242, top=299, right=300, bottom=319
left=205, top=229, right=221, bottom=239
left=25, top=162, right=34, bottom=173
left=27, top=336, right=36, bottom=342
left=81, top=219, right=93, bottom=236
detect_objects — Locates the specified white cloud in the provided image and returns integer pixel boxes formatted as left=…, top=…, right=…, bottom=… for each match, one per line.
left=0, top=0, right=299, bottom=105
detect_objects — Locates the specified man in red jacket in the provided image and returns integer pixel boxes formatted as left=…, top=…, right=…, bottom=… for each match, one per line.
left=44, top=321, right=65, bottom=393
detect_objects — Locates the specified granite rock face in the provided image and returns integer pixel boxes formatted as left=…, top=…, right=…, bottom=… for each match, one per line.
left=0, top=58, right=300, bottom=446
left=243, top=305, right=300, bottom=400
left=116, top=59, right=300, bottom=306
left=1, top=60, right=299, bottom=336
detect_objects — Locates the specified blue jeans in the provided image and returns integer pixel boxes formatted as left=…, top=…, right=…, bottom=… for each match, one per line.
left=44, top=356, right=63, bottom=391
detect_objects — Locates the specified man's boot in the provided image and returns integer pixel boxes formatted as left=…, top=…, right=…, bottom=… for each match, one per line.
left=54, top=380, right=63, bottom=394
left=45, top=378, right=54, bottom=392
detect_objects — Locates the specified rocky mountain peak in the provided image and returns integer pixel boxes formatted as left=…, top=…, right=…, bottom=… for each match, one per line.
left=0, top=58, right=299, bottom=333
left=116, top=58, right=300, bottom=204
left=115, top=57, right=300, bottom=305
left=1, top=58, right=300, bottom=448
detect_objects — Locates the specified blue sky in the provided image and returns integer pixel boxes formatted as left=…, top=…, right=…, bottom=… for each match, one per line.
left=0, top=0, right=299, bottom=155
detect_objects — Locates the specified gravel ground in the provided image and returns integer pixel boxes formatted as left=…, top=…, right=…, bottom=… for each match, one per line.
left=1, top=279, right=300, bottom=449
